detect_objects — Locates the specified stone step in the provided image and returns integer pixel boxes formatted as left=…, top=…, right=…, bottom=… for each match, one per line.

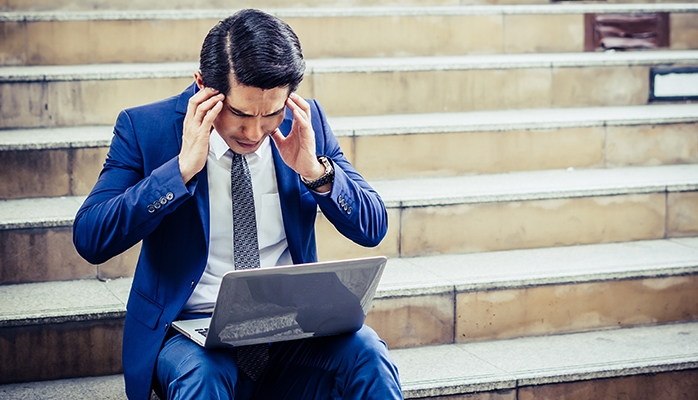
left=5, top=0, right=698, bottom=11
left=2, top=5, right=697, bottom=65
left=2, top=50, right=698, bottom=128
left=370, top=237, right=698, bottom=348
left=318, top=164, right=698, bottom=259
left=1, top=241, right=698, bottom=386
left=0, top=195, right=141, bottom=284
left=331, top=104, right=698, bottom=180
left=2, top=322, right=698, bottom=399
left=2, top=104, right=697, bottom=199
left=0, top=126, right=111, bottom=199
left=1, top=164, right=697, bottom=284
left=393, top=321, right=698, bottom=399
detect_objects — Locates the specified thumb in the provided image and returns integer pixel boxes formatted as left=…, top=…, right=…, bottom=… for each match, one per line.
left=270, top=128, right=285, bottom=146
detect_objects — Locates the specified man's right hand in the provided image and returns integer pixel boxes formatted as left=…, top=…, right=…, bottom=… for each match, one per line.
left=178, top=86, right=224, bottom=184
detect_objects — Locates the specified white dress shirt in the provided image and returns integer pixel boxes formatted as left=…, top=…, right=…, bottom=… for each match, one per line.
left=183, top=131, right=292, bottom=313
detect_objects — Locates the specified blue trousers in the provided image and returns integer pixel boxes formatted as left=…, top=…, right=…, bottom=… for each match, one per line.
left=155, top=325, right=403, bottom=399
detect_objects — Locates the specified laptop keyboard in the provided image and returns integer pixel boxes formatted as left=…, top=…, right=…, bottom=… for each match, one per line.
left=194, top=327, right=209, bottom=337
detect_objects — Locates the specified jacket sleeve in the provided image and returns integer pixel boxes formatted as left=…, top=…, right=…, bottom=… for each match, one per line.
left=73, top=109, right=197, bottom=265
left=307, top=100, right=388, bottom=248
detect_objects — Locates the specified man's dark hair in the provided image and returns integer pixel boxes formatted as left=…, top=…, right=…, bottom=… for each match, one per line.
left=199, top=9, right=305, bottom=95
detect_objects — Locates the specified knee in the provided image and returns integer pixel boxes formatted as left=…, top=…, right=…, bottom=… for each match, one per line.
left=157, top=337, right=239, bottom=398
left=169, top=354, right=238, bottom=398
left=338, top=326, right=403, bottom=398
left=344, top=325, right=395, bottom=367
left=352, top=326, right=389, bottom=353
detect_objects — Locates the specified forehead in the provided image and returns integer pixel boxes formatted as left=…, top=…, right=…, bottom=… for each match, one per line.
left=224, top=76, right=289, bottom=113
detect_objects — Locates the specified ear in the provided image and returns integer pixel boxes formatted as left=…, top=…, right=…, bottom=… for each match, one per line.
left=194, top=71, right=205, bottom=90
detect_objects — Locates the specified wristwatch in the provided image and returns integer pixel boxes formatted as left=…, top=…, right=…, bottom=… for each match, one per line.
left=300, top=156, right=334, bottom=190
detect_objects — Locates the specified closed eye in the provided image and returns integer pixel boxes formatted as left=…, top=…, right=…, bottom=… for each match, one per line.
left=227, top=105, right=285, bottom=118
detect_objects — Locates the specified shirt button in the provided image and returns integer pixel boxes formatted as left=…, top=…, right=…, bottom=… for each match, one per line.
left=166, top=192, right=174, bottom=201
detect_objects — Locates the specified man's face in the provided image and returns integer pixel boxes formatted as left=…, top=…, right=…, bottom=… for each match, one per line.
left=212, top=77, right=289, bottom=154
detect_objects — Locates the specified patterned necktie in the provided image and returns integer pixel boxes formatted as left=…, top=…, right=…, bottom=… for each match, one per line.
left=231, top=151, right=269, bottom=381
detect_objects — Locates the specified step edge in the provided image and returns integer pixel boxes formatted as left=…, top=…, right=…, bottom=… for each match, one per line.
left=3, top=239, right=698, bottom=325
left=3, top=103, right=697, bottom=150
left=2, top=4, right=697, bottom=22
left=398, top=322, right=698, bottom=398
left=2, top=165, right=697, bottom=228
left=3, top=51, right=698, bottom=82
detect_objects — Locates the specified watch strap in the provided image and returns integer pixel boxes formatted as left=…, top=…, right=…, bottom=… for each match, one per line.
left=301, top=156, right=334, bottom=190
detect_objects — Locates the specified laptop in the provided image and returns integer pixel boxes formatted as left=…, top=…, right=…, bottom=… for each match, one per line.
left=172, top=256, right=387, bottom=348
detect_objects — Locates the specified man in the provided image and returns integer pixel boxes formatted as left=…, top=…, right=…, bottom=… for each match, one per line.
left=73, top=9, right=402, bottom=400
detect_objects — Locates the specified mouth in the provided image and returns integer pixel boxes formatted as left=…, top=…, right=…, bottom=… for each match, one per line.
left=235, top=140, right=259, bottom=150
left=233, top=134, right=270, bottom=152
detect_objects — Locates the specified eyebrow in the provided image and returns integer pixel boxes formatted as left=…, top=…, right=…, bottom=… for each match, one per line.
left=227, top=105, right=285, bottom=118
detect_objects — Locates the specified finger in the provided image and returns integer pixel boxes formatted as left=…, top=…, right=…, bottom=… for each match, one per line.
left=286, top=96, right=310, bottom=125
left=201, top=100, right=223, bottom=131
left=291, top=107, right=311, bottom=131
left=187, top=87, right=219, bottom=112
left=289, top=92, right=311, bottom=114
left=186, top=88, right=222, bottom=121
left=192, top=93, right=225, bottom=124
left=269, top=128, right=285, bottom=145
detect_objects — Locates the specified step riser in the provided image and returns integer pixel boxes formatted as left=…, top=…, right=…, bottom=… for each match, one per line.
left=350, top=122, right=698, bottom=180
left=515, top=370, right=698, bottom=400
left=313, top=66, right=653, bottom=117
left=0, top=65, right=666, bottom=128
left=0, top=319, right=123, bottom=384
left=416, top=370, right=698, bottom=400
left=322, top=192, right=698, bottom=258
left=5, top=0, right=698, bottom=11
left=3, top=0, right=467, bottom=12
left=4, top=13, right=696, bottom=65
left=328, top=192, right=694, bottom=259
left=0, top=227, right=140, bottom=284
left=5, top=122, right=695, bottom=199
left=0, top=147, right=106, bottom=199
left=457, top=274, right=698, bottom=342
left=367, top=274, right=698, bottom=349
left=670, top=192, right=698, bottom=236
left=0, top=78, right=194, bottom=129
left=0, top=214, right=388, bottom=284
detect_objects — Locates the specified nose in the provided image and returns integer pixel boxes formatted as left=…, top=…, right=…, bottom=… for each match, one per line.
left=242, top=117, right=266, bottom=142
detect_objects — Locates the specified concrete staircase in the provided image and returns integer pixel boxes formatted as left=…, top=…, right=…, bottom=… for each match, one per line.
left=1, top=1, right=698, bottom=399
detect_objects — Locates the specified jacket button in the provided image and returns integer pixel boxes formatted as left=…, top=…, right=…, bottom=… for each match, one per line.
left=160, top=196, right=167, bottom=205
left=153, top=201, right=162, bottom=210
left=191, top=280, right=195, bottom=289
left=347, top=207, right=352, bottom=214
left=166, top=192, right=174, bottom=201
left=147, top=204, right=156, bottom=213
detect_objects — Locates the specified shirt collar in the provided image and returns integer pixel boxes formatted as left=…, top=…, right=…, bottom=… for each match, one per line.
left=209, top=130, right=270, bottom=161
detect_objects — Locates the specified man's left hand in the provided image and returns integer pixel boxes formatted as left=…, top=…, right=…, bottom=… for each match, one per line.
left=271, top=94, right=330, bottom=192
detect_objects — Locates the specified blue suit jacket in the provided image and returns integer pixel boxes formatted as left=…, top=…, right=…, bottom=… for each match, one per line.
left=73, top=83, right=388, bottom=400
